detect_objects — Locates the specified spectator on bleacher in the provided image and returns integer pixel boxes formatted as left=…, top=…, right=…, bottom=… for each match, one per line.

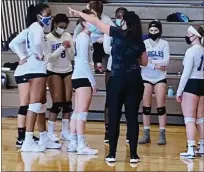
left=73, top=1, right=114, bottom=74
left=45, top=14, right=75, bottom=142
left=68, top=9, right=98, bottom=155
left=177, top=25, right=204, bottom=159
left=9, top=4, right=62, bottom=152
left=103, top=7, right=128, bottom=144
left=68, top=6, right=148, bottom=163
left=139, top=20, right=170, bottom=145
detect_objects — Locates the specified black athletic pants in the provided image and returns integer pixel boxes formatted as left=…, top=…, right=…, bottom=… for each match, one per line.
left=107, top=74, right=144, bottom=156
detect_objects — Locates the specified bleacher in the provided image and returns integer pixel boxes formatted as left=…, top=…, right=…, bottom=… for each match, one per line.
left=2, top=0, right=204, bottom=124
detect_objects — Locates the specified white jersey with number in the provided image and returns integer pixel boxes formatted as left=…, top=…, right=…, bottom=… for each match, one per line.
left=46, top=32, right=74, bottom=73
left=177, top=44, right=204, bottom=96
left=72, top=32, right=96, bottom=87
left=9, top=29, right=28, bottom=76
left=141, top=39, right=170, bottom=83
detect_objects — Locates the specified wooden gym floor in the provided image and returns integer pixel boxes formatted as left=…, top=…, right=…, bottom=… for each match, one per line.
left=1, top=118, right=203, bottom=171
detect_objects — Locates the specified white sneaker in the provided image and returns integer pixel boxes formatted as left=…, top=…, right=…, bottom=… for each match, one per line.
left=77, top=143, right=98, bottom=155
left=47, top=133, right=60, bottom=142
left=198, top=144, right=204, bottom=156
left=180, top=151, right=196, bottom=159
left=39, top=137, right=62, bottom=149
left=67, top=141, right=77, bottom=152
left=21, top=140, right=46, bottom=152
left=60, top=131, right=70, bottom=141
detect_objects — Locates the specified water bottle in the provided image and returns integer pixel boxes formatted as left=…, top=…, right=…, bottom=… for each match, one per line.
left=168, top=86, right=174, bottom=97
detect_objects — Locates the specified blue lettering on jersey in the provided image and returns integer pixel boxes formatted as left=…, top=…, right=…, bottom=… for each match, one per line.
left=52, top=43, right=66, bottom=58
left=148, top=51, right=164, bottom=60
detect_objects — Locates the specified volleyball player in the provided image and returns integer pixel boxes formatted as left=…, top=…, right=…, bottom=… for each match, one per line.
left=67, top=9, right=98, bottom=155
left=139, top=20, right=170, bottom=145
left=103, top=7, right=128, bottom=144
left=12, top=4, right=62, bottom=152
left=177, top=25, right=204, bottom=159
left=68, top=7, right=148, bottom=163
left=73, top=1, right=113, bottom=74
left=9, top=30, right=39, bottom=147
left=46, top=13, right=74, bottom=142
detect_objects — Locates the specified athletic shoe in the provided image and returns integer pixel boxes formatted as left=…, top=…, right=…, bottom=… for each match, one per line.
left=16, top=138, right=24, bottom=148
left=38, top=137, right=62, bottom=149
left=60, top=131, right=70, bottom=141
left=138, top=129, right=151, bottom=144
left=33, top=136, right=39, bottom=142
left=104, top=132, right=109, bottom=144
left=77, top=143, right=98, bottom=155
left=157, top=129, right=166, bottom=145
left=197, top=144, right=204, bottom=157
left=67, top=141, right=77, bottom=152
left=130, top=154, right=140, bottom=163
left=21, top=140, right=46, bottom=152
left=105, top=154, right=116, bottom=162
left=47, top=133, right=60, bottom=142
left=180, top=146, right=196, bottom=159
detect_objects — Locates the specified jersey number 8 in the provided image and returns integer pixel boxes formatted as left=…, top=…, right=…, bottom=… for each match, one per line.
left=197, top=55, right=204, bottom=71
left=61, top=50, right=66, bottom=58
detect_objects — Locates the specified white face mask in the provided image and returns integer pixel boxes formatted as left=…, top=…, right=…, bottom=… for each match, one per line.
left=56, top=27, right=65, bottom=35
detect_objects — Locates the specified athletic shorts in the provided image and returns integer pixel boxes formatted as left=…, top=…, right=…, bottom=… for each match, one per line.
left=184, top=79, right=204, bottom=96
left=47, top=70, right=73, bottom=79
left=72, top=78, right=91, bottom=90
left=143, top=79, right=167, bottom=86
left=15, top=73, right=47, bottom=84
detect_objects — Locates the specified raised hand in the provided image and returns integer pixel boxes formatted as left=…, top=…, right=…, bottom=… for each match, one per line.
left=68, top=6, right=80, bottom=17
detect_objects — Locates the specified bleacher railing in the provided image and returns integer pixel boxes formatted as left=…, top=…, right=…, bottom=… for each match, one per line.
left=1, top=0, right=40, bottom=44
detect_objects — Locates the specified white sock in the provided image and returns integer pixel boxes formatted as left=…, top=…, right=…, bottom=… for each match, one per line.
left=77, top=135, right=85, bottom=147
left=69, top=133, right=77, bottom=143
left=48, top=120, right=55, bottom=134
left=39, top=131, right=48, bottom=142
left=25, top=132, right=33, bottom=143
left=160, top=127, right=166, bottom=130
left=62, top=119, right=70, bottom=132
left=144, top=126, right=150, bottom=130
left=187, top=140, right=195, bottom=154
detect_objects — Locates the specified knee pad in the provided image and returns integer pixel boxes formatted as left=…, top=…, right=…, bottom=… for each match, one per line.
left=62, top=101, right=72, bottom=113
left=50, top=102, right=63, bottom=114
left=18, top=105, right=29, bottom=116
left=39, top=103, right=47, bottom=113
left=157, top=106, right=166, bottom=116
left=143, top=106, right=151, bottom=115
left=71, top=111, right=77, bottom=120
left=184, top=117, right=196, bottom=124
left=77, top=112, right=88, bottom=122
left=28, top=103, right=42, bottom=113
left=196, top=117, right=204, bottom=124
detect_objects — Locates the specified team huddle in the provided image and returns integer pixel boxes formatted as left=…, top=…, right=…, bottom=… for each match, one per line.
left=9, top=0, right=204, bottom=163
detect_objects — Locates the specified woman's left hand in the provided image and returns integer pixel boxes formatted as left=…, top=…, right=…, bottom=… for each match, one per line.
left=176, top=95, right=182, bottom=103
left=68, top=6, right=80, bottom=17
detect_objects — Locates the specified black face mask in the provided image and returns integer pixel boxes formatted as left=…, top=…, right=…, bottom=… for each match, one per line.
left=185, top=35, right=196, bottom=45
left=148, top=33, right=161, bottom=41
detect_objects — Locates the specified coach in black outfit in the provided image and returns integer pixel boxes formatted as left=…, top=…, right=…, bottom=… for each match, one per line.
left=68, top=7, right=148, bottom=163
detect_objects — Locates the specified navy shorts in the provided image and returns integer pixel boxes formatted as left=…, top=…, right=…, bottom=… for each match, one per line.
left=47, top=70, right=73, bottom=79
left=15, top=73, right=47, bottom=84
left=72, top=78, right=91, bottom=90
left=184, top=79, right=204, bottom=96
left=143, top=79, right=167, bottom=86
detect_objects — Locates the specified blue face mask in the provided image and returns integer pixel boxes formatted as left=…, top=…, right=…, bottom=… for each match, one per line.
left=115, top=19, right=122, bottom=27
left=38, top=15, right=52, bottom=27
left=87, top=23, right=97, bottom=32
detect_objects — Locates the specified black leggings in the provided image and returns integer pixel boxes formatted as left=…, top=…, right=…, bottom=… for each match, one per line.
left=93, top=42, right=106, bottom=64
left=107, top=74, right=144, bottom=156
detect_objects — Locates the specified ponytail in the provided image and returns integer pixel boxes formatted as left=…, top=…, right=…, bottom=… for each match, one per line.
left=25, top=3, right=50, bottom=28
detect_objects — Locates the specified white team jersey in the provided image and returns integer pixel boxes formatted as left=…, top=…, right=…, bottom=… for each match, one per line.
left=72, top=32, right=96, bottom=87
left=46, top=32, right=74, bottom=73
left=177, top=44, right=204, bottom=96
left=9, top=29, right=28, bottom=76
left=141, top=39, right=170, bottom=83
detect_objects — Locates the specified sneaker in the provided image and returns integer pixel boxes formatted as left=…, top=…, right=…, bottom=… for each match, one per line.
left=67, top=141, right=77, bottom=152
left=60, top=131, right=70, bottom=141
left=77, top=143, right=98, bottom=155
left=104, top=132, right=109, bottom=144
left=197, top=144, right=204, bottom=156
left=47, top=133, right=60, bottom=142
left=180, top=146, right=196, bottom=159
left=157, top=129, right=166, bottom=145
left=138, top=129, right=151, bottom=144
left=16, top=138, right=24, bottom=148
left=39, top=137, right=62, bottom=149
left=21, top=140, right=46, bottom=152
left=105, top=154, right=116, bottom=163
left=130, top=154, right=140, bottom=163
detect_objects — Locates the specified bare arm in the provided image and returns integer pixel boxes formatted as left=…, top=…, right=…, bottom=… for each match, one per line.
left=140, top=52, right=148, bottom=66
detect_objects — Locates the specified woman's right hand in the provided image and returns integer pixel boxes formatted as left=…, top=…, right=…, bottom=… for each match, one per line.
left=19, top=57, right=27, bottom=65
left=62, top=40, right=71, bottom=49
left=155, top=65, right=166, bottom=71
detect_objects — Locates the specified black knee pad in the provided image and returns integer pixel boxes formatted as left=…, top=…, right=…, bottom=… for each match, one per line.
left=50, top=102, right=63, bottom=114
left=18, top=105, right=29, bottom=116
left=62, top=101, right=72, bottom=113
left=143, top=106, right=151, bottom=115
left=157, top=106, right=166, bottom=116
